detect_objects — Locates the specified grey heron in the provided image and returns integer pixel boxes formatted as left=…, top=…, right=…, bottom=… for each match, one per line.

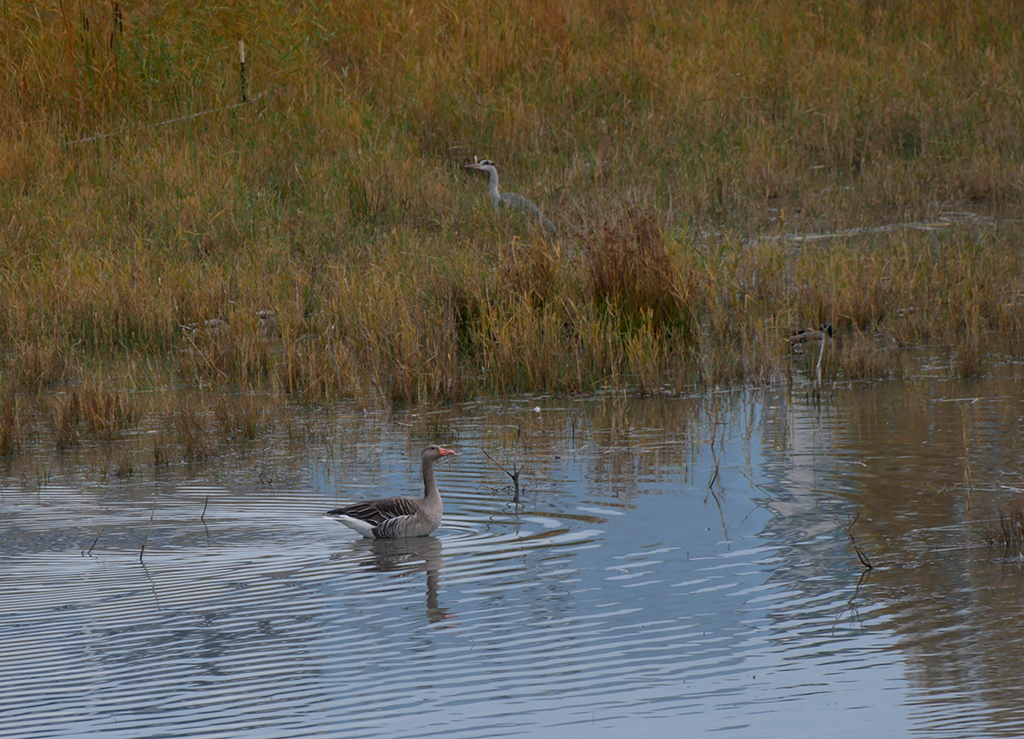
left=465, top=159, right=557, bottom=236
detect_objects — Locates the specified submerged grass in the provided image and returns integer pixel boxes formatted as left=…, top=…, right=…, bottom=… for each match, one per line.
left=978, top=495, right=1024, bottom=553
left=3, top=1, right=1024, bottom=448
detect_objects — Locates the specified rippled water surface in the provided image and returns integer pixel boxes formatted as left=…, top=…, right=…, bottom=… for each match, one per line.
left=6, top=371, right=1024, bottom=737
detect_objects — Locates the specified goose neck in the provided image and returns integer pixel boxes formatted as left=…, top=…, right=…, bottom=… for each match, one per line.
left=422, top=457, right=440, bottom=500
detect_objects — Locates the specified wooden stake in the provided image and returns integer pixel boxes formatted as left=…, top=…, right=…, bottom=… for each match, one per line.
left=239, top=40, right=248, bottom=103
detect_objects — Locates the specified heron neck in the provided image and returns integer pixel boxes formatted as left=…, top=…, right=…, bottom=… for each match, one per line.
left=487, top=169, right=502, bottom=207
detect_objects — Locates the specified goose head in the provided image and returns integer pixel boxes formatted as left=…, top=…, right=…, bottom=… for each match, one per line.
left=422, top=444, right=456, bottom=463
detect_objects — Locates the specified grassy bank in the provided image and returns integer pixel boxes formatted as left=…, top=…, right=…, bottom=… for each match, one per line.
left=2, top=0, right=1024, bottom=450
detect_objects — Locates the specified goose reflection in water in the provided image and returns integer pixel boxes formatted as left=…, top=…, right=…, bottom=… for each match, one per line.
left=337, top=536, right=451, bottom=624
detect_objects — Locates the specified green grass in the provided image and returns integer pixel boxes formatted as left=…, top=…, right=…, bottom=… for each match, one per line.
left=2, top=0, right=1024, bottom=453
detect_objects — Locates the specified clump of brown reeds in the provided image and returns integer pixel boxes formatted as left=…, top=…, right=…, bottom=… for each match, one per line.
left=585, top=208, right=682, bottom=332
left=9, top=341, right=71, bottom=391
left=978, top=495, right=1024, bottom=552
left=214, top=392, right=275, bottom=440
left=40, top=381, right=141, bottom=450
left=45, top=391, right=81, bottom=450
left=167, top=400, right=214, bottom=464
left=78, top=380, right=140, bottom=439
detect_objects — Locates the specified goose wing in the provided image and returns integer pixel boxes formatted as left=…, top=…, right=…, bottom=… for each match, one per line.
left=327, top=495, right=421, bottom=526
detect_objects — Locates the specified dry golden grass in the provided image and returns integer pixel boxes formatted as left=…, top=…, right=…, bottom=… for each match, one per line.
left=2, top=1, right=1024, bottom=452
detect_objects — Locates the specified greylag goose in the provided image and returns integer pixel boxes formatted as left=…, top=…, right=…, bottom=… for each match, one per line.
left=464, top=158, right=558, bottom=236
left=257, top=309, right=280, bottom=339
left=326, top=445, right=455, bottom=539
left=788, top=323, right=835, bottom=345
left=181, top=317, right=230, bottom=337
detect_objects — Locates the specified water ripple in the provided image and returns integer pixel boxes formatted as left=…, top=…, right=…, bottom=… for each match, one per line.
left=6, top=390, right=1021, bottom=737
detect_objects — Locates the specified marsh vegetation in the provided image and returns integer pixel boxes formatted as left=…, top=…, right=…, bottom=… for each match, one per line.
left=3, top=1, right=1024, bottom=455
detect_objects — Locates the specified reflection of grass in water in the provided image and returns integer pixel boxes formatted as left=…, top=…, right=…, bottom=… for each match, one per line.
left=0, top=391, right=21, bottom=456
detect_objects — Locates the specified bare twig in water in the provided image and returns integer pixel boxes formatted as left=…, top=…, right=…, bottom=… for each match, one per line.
left=83, top=529, right=103, bottom=557
left=480, top=447, right=523, bottom=501
left=961, top=403, right=974, bottom=515
left=705, top=406, right=723, bottom=490
left=703, top=413, right=729, bottom=540
left=833, top=568, right=873, bottom=633
left=707, top=438, right=721, bottom=490
left=140, top=491, right=158, bottom=564
left=832, top=504, right=874, bottom=570
left=704, top=443, right=727, bottom=529
left=200, top=494, right=212, bottom=541
left=737, top=470, right=775, bottom=526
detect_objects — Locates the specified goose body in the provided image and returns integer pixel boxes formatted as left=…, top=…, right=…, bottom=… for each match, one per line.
left=326, top=445, right=455, bottom=539
left=181, top=318, right=230, bottom=337
left=788, top=323, right=834, bottom=345
left=465, top=159, right=558, bottom=236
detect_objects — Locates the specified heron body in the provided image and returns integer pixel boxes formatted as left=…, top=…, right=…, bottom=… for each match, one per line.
left=465, top=159, right=557, bottom=236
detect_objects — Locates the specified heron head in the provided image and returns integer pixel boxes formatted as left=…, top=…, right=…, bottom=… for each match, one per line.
left=464, top=158, right=497, bottom=172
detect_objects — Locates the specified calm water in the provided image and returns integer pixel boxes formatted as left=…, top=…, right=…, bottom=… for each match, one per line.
left=5, top=368, right=1024, bottom=738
